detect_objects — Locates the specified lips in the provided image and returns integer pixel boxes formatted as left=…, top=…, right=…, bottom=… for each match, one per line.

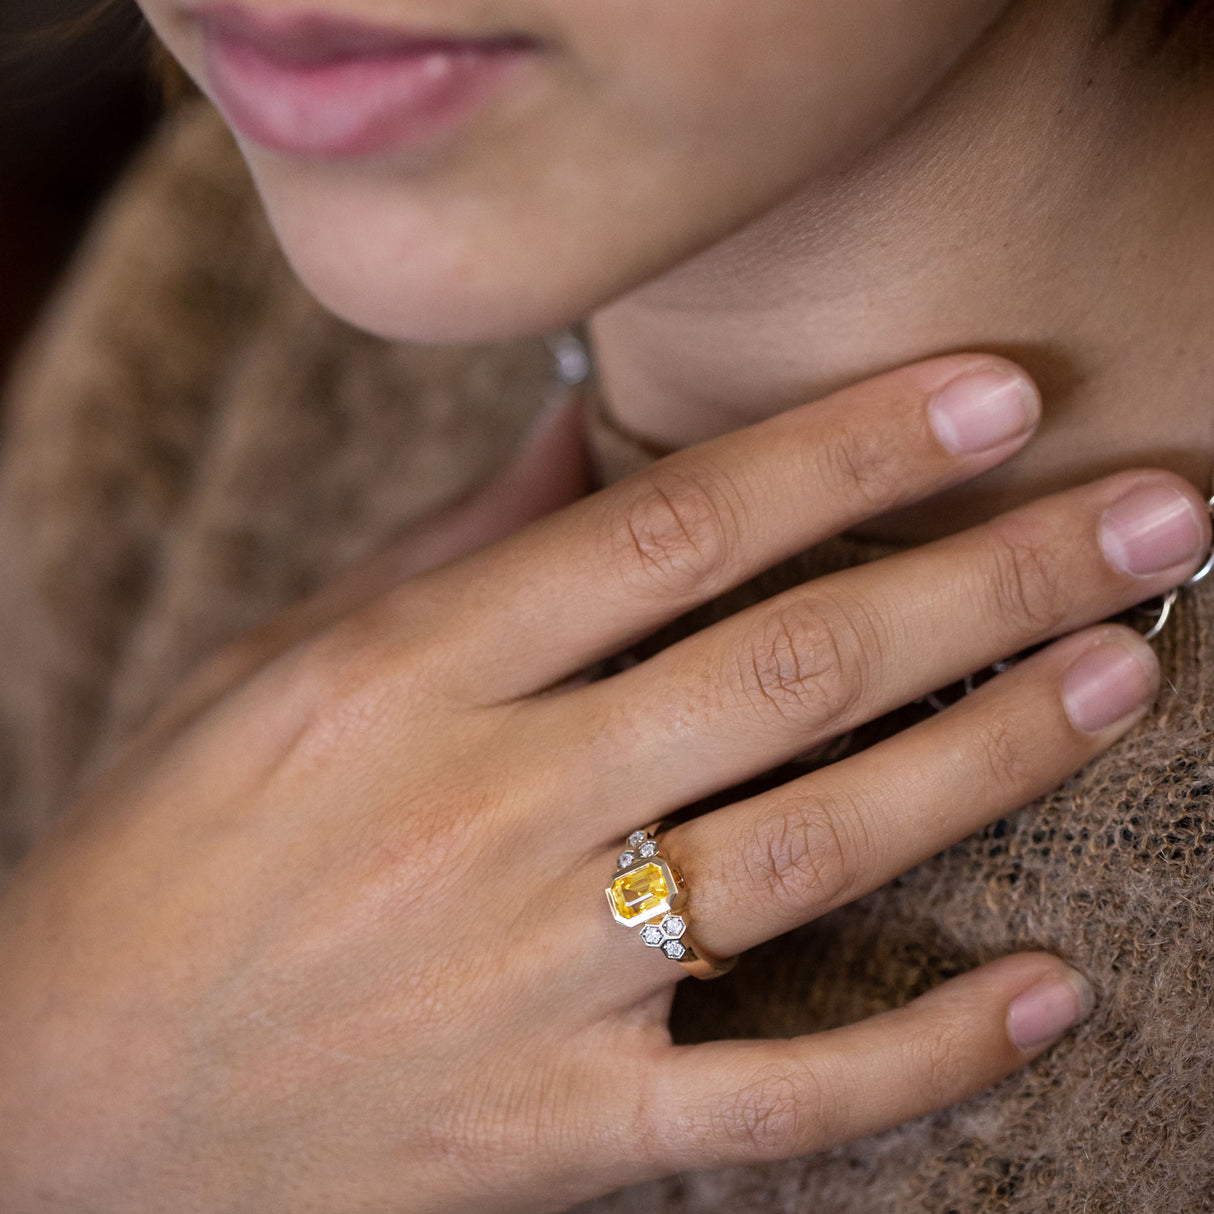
left=193, top=5, right=541, bottom=158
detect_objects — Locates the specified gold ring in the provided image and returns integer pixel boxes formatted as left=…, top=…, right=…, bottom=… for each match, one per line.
left=605, top=820, right=737, bottom=980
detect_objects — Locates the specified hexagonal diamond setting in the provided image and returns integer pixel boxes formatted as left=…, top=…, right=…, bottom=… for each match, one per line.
left=638, top=840, right=659, bottom=858
left=662, top=939, right=688, bottom=961
left=660, top=915, right=686, bottom=940
left=627, top=830, right=647, bottom=849
left=640, top=924, right=665, bottom=947
left=617, top=850, right=636, bottom=870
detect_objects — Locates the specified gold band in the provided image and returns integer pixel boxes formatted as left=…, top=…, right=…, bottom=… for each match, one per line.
left=605, top=820, right=737, bottom=980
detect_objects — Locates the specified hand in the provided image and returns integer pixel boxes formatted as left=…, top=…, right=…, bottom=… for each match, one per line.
left=1, top=355, right=1208, bottom=1213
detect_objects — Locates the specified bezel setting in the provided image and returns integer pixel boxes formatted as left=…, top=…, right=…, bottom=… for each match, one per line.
left=606, top=856, right=682, bottom=927
left=605, top=822, right=735, bottom=979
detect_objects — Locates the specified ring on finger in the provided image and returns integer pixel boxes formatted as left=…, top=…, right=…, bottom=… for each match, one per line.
left=605, top=821, right=737, bottom=980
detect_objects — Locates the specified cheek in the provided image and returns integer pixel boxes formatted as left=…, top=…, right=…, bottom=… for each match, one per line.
left=218, top=0, right=1010, bottom=344
left=572, top=0, right=1009, bottom=152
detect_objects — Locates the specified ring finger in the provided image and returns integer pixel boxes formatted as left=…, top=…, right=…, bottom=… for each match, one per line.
left=642, top=623, right=1156, bottom=976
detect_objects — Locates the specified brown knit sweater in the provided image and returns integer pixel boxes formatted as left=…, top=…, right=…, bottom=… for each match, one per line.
left=2, top=101, right=1212, bottom=1213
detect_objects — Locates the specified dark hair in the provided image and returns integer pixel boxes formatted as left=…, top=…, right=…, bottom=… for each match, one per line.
left=4, top=0, right=190, bottom=101
left=17, top=0, right=134, bottom=50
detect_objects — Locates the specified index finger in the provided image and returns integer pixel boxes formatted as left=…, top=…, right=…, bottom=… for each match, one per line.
left=372, top=354, right=1040, bottom=703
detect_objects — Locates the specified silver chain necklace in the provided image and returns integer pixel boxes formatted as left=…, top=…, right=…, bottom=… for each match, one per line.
left=1140, top=518, right=1214, bottom=641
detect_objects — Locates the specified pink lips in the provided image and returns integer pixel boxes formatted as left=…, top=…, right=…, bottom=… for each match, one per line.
left=195, top=6, right=540, bottom=158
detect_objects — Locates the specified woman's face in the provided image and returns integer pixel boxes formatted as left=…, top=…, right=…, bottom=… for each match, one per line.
left=140, top=1, right=1013, bottom=343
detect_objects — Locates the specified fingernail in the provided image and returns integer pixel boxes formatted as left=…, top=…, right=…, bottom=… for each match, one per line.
left=928, top=369, right=1040, bottom=455
left=1062, top=639, right=1159, bottom=734
left=1100, top=485, right=1206, bottom=577
left=1007, top=967, right=1096, bottom=1052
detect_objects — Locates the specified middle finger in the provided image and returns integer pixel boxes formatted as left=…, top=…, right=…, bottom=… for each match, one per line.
left=542, top=469, right=1208, bottom=835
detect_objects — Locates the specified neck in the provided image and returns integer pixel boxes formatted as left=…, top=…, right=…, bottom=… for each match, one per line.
left=586, top=3, right=1214, bottom=543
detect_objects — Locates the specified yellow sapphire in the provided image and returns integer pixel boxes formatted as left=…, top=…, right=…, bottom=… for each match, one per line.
left=607, top=860, right=674, bottom=925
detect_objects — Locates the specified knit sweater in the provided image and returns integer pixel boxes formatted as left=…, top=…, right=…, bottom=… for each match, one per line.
left=2, top=101, right=1211, bottom=1213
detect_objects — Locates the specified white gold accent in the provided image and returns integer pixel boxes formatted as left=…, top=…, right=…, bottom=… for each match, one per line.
left=640, top=924, right=665, bottom=947
left=662, top=939, right=688, bottom=961
left=660, top=915, right=686, bottom=940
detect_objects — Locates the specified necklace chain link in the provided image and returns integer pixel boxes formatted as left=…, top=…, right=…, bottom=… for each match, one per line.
left=1138, top=490, right=1214, bottom=641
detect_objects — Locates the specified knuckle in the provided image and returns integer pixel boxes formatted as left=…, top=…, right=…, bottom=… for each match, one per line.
left=608, top=463, right=741, bottom=600
left=972, top=715, right=1032, bottom=795
left=429, top=1064, right=592, bottom=1193
left=904, top=1012, right=973, bottom=1111
left=717, top=1060, right=837, bottom=1159
left=277, top=611, right=433, bottom=751
left=734, top=596, right=874, bottom=728
left=813, top=412, right=904, bottom=514
left=984, top=524, right=1070, bottom=639
left=292, top=623, right=388, bottom=714
left=740, top=794, right=860, bottom=917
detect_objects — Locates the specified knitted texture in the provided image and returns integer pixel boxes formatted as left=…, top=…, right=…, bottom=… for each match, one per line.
left=0, top=101, right=556, bottom=856
left=1, top=101, right=1212, bottom=1211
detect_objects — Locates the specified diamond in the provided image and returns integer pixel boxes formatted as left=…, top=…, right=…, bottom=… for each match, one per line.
left=606, top=860, right=674, bottom=924
left=640, top=924, right=665, bottom=947
left=662, top=939, right=688, bottom=961
left=638, top=840, right=659, bottom=858
left=660, top=915, right=686, bottom=939
left=617, top=851, right=636, bottom=870
left=627, top=830, right=647, bottom=849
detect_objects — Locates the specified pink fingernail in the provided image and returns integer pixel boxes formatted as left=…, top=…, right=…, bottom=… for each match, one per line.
left=928, top=369, right=1040, bottom=455
left=1062, top=639, right=1159, bottom=735
left=1099, top=485, right=1207, bottom=578
left=1007, top=968, right=1096, bottom=1051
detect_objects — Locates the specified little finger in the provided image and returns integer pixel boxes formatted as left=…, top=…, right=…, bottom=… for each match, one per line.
left=647, top=951, right=1094, bottom=1173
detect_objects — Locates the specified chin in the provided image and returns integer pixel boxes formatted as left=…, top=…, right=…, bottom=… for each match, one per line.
left=283, top=249, right=580, bottom=346
left=232, top=129, right=790, bottom=348
left=247, top=189, right=602, bottom=349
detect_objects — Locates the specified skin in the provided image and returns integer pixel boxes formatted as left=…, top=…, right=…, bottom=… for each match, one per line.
left=2, top=0, right=1213, bottom=1209
left=141, top=0, right=1214, bottom=534
left=140, top=0, right=1013, bottom=345
left=588, top=0, right=1214, bottom=537
left=0, top=356, right=1207, bottom=1209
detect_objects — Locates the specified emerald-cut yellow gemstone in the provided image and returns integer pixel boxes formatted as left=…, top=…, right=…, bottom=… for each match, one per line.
left=607, top=861, right=673, bottom=925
